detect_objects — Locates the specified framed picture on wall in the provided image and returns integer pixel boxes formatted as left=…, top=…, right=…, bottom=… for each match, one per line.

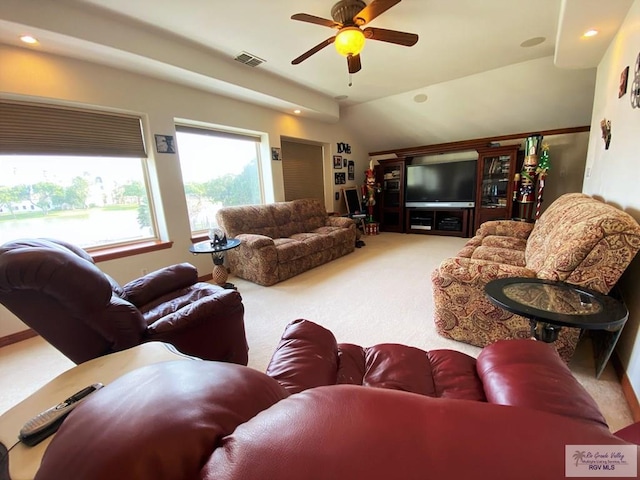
left=348, top=160, right=355, bottom=181
left=154, top=134, right=175, bottom=154
left=619, top=66, right=629, bottom=98
left=333, top=155, right=342, bottom=169
left=335, top=172, right=346, bottom=185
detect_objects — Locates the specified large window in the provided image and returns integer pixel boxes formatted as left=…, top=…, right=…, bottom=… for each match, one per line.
left=0, top=155, right=155, bottom=248
left=0, top=100, right=155, bottom=249
left=175, top=125, right=262, bottom=233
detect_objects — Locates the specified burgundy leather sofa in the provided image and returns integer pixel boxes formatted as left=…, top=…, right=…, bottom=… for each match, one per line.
left=0, top=238, right=248, bottom=365
left=34, top=320, right=638, bottom=480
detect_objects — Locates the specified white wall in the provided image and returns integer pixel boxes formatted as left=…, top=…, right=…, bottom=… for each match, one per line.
left=0, top=44, right=368, bottom=337
left=582, top=0, right=640, bottom=396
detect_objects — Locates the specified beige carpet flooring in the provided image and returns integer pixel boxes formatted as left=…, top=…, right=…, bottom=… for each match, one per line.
left=0, top=232, right=633, bottom=432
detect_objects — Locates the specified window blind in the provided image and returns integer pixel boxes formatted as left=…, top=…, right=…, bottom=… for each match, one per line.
left=175, top=124, right=260, bottom=143
left=0, top=100, right=147, bottom=158
left=281, top=141, right=324, bottom=202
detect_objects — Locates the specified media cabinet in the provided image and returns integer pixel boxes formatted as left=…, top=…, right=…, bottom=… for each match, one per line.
left=405, top=207, right=473, bottom=237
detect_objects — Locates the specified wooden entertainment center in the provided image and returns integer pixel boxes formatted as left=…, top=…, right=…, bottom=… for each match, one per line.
left=371, top=126, right=590, bottom=237
left=374, top=146, right=519, bottom=238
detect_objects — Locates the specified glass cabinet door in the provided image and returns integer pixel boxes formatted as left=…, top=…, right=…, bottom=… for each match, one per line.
left=474, top=145, right=518, bottom=232
left=480, top=154, right=511, bottom=208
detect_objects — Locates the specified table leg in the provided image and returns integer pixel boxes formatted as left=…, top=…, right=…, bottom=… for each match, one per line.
left=529, top=319, right=561, bottom=343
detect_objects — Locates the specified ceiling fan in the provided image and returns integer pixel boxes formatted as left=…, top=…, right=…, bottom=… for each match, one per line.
left=291, top=0, right=418, bottom=74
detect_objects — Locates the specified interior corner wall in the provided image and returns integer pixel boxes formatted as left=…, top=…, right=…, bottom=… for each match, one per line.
left=582, top=0, right=640, bottom=397
left=0, top=44, right=368, bottom=338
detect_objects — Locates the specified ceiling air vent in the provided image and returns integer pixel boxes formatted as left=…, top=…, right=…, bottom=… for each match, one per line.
left=234, top=52, right=265, bottom=67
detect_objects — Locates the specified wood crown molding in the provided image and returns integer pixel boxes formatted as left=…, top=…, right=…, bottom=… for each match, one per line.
left=369, top=126, right=590, bottom=158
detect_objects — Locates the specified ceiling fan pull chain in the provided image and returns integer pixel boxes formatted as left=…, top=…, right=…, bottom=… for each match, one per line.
left=349, top=73, right=353, bottom=87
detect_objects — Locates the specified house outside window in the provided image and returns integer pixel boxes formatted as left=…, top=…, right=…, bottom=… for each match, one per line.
left=175, top=125, right=263, bottom=233
left=0, top=155, right=155, bottom=248
left=0, top=100, right=156, bottom=249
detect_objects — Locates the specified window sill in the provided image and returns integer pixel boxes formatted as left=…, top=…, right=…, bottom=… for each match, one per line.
left=190, top=234, right=208, bottom=244
left=89, top=240, right=174, bottom=263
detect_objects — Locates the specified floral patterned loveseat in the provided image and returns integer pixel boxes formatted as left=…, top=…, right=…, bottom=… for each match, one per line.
left=432, top=193, right=640, bottom=361
left=216, top=199, right=356, bottom=286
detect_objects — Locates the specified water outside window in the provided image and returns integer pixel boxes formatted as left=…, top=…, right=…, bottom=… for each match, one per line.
left=0, top=155, right=155, bottom=248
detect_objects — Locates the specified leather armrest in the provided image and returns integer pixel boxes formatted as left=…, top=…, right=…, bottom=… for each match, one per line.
left=36, top=361, right=288, bottom=480
left=123, top=263, right=197, bottom=307
left=476, top=339, right=607, bottom=426
left=146, top=289, right=239, bottom=335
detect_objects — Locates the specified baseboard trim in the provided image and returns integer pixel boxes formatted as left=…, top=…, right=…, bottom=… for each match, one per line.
left=0, top=329, right=38, bottom=348
left=611, top=352, right=640, bottom=422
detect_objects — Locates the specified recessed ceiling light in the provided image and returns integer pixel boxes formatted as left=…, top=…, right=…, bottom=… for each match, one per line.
left=293, top=109, right=301, bottom=114
left=583, top=29, right=599, bottom=38
left=20, top=35, right=39, bottom=45
left=413, top=94, right=428, bottom=103
left=520, top=37, right=545, bottom=48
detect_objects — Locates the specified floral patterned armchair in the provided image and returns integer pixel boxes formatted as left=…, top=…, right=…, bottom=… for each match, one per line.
left=432, top=193, right=640, bottom=361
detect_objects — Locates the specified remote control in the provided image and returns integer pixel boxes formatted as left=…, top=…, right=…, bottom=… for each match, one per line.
left=18, top=383, right=104, bottom=447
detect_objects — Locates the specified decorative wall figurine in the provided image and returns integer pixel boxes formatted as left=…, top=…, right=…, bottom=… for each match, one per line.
left=600, top=119, right=612, bottom=150
left=515, top=134, right=543, bottom=221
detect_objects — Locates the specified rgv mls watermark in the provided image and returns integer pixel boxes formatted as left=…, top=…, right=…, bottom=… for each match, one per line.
left=566, top=445, right=637, bottom=477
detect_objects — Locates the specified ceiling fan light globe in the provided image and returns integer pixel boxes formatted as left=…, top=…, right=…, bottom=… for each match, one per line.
left=334, top=27, right=365, bottom=57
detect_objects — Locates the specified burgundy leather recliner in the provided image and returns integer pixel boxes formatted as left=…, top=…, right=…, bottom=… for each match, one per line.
left=0, top=238, right=248, bottom=365
left=33, top=320, right=640, bottom=480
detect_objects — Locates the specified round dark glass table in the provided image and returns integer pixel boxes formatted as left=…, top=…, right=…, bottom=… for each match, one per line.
left=485, top=277, right=628, bottom=343
left=189, top=238, right=241, bottom=289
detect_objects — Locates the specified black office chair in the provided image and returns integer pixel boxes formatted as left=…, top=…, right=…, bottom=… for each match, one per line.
left=342, top=187, right=366, bottom=247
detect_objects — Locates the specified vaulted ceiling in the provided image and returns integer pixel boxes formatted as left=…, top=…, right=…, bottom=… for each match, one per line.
left=0, top=0, right=634, bottom=151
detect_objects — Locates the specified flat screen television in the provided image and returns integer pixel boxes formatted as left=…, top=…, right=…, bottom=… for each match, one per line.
left=405, top=160, right=477, bottom=208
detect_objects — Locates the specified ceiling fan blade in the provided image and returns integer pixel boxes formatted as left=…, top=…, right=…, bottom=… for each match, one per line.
left=364, top=27, right=418, bottom=46
left=354, top=0, right=401, bottom=26
left=347, top=54, right=362, bottom=74
left=291, top=13, right=341, bottom=29
left=292, top=37, right=336, bottom=65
